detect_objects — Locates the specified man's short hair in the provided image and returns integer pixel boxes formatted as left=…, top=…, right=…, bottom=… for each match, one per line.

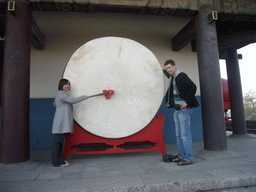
left=164, top=59, right=175, bottom=66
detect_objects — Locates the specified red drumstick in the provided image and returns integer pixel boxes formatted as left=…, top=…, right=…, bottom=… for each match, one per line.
left=89, top=90, right=115, bottom=100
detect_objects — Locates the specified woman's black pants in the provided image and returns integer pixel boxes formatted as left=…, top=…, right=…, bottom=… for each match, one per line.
left=52, top=134, right=65, bottom=167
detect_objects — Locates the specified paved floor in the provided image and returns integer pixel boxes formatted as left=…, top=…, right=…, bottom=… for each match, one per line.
left=1, top=132, right=256, bottom=192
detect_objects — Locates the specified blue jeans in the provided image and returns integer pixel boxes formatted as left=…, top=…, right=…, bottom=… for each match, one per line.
left=174, top=108, right=193, bottom=162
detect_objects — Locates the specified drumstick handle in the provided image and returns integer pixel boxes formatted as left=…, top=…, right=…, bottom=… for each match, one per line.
left=89, top=92, right=107, bottom=98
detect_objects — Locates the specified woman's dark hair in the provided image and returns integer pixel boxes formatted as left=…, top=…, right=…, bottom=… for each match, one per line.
left=58, top=79, right=70, bottom=90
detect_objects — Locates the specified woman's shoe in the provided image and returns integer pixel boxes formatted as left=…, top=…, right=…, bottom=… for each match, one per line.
left=60, top=161, right=69, bottom=167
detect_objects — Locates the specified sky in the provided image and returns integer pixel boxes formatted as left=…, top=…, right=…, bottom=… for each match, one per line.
left=219, top=42, right=256, bottom=95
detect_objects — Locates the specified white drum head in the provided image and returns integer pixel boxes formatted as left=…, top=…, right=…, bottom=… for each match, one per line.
left=63, top=37, right=164, bottom=138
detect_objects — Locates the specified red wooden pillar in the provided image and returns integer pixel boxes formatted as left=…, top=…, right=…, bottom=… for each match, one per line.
left=194, top=9, right=227, bottom=151
left=1, top=1, right=32, bottom=163
left=226, top=48, right=247, bottom=135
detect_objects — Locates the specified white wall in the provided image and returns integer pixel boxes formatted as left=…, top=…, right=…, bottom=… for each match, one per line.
left=31, top=11, right=199, bottom=98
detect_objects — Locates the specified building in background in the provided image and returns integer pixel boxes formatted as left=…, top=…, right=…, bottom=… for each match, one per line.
left=0, top=0, right=255, bottom=163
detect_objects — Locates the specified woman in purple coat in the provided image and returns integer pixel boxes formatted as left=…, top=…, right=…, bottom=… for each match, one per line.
left=52, top=79, right=89, bottom=167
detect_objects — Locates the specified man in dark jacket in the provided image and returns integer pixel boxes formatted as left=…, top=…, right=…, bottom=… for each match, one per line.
left=164, top=59, right=199, bottom=166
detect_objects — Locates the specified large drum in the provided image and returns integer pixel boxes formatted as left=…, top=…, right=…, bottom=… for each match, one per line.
left=63, top=37, right=164, bottom=138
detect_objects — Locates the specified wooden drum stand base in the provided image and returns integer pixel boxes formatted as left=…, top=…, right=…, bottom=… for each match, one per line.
left=63, top=115, right=166, bottom=160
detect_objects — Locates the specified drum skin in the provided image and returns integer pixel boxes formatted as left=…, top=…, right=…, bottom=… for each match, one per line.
left=63, top=37, right=164, bottom=138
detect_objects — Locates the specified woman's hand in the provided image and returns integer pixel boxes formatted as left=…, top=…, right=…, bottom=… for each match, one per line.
left=86, top=95, right=90, bottom=99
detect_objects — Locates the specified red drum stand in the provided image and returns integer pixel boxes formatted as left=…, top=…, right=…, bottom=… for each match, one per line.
left=63, top=115, right=166, bottom=160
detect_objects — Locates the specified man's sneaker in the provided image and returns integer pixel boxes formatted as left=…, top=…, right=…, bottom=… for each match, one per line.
left=178, top=160, right=193, bottom=166
left=172, top=157, right=183, bottom=162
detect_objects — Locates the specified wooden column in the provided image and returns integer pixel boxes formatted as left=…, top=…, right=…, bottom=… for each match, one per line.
left=194, top=10, right=227, bottom=151
left=1, top=1, right=32, bottom=163
left=226, top=48, right=247, bottom=135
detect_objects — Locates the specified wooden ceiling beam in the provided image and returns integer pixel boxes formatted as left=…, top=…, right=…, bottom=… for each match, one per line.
left=31, top=17, right=44, bottom=50
left=171, top=18, right=195, bottom=52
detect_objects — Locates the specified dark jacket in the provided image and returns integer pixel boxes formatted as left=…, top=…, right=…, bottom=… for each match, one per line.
left=165, top=72, right=199, bottom=109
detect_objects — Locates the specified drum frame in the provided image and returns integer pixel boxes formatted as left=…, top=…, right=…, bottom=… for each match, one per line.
left=63, top=114, right=166, bottom=159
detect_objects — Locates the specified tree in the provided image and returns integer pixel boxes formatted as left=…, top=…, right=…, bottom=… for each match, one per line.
left=244, top=90, right=256, bottom=120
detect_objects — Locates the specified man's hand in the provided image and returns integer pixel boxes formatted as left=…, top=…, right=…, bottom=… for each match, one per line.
left=180, top=103, right=187, bottom=109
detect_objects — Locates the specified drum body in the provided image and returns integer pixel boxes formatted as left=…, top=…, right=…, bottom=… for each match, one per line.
left=63, top=37, right=164, bottom=138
